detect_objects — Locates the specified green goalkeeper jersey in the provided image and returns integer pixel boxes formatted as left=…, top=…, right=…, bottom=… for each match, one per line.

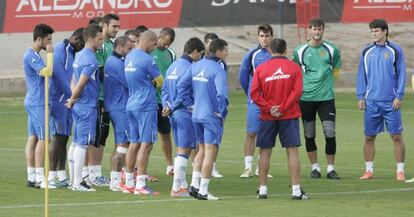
left=151, top=47, right=176, bottom=104
left=96, top=39, right=114, bottom=101
left=292, top=40, right=341, bottom=101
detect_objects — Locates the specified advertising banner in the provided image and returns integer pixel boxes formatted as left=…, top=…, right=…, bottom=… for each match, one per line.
left=2, top=0, right=182, bottom=33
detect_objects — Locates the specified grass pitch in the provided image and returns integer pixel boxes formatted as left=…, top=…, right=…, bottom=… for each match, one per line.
left=1, top=91, right=414, bottom=217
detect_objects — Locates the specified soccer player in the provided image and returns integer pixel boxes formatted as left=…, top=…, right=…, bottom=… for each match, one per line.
left=161, top=37, right=205, bottom=197
left=251, top=38, right=308, bottom=200
left=239, top=24, right=273, bottom=178
left=151, top=27, right=176, bottom=176
left=292, top=18, right=342, bottom=180
left=123, top=30, right=163, bottom=195
left=23, top=23, right=54, bottom=189
left=88, top=13, right=120, bottom=187
left=103, top=36, right=134, bottom=191
left=125, top=29, right=139, bottom=47
left=356, top=19, right=407, bottom=181
left=49, top=28, right=85, bottom=188
left=66, top=24, right=104, bottom=192
left=179, top=38, right=229, bottom=200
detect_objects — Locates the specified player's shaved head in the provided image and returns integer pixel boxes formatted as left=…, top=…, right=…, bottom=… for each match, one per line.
left=138, top=30, right=158, bottom=52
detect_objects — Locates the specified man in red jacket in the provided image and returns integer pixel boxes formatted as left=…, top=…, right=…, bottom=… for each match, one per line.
left=251, top=38, right=308, bottom=200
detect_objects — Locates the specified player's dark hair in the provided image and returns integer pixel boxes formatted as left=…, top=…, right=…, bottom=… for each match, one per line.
left=183, top=37, right=205, bottom=54
left=258, top=24, right=273, bottom=36
left=83, top=24, right=103, bottom=41
left=89, top=17, right=103, bottom=25
left=369, top=19, right=389, bottom=37
left=309, top=18, right=325, bottom=29
left=209, top=38, right=228, bottom=54
left=270, top=38, right=287, bottom=54
left=125, top=29, right=140, bottom=38
left=102, top=13, right=119, bottom=25
left=33, top=23, right=54, bottom=41
left=114, top=36, right=129, bottom=49
left=204, top=33, right=219, bottom=43
left=135, top=25, right=148, bottom=33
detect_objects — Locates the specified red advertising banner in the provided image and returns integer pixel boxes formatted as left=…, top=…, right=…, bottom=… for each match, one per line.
left=3, top=0, right=182, bottom=33
left=341, top=0, right=414, bottom=23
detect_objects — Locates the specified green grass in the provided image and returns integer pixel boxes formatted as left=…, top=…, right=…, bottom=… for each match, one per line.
left=1, top=91, right=414, bottom=217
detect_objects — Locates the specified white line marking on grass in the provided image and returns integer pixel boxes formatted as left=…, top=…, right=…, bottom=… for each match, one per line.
left=1, top=187, right=413, bottom=209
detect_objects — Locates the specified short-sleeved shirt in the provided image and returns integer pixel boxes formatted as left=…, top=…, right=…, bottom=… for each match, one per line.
left=73, top=48, right=100, bottom=108
left=125, top=48, right=161, bottom=112
left=293, top=40, right=341, bottom=101
left=152, top=47, right=176, bottom=103
left=23, top=48, right=46, bottom=107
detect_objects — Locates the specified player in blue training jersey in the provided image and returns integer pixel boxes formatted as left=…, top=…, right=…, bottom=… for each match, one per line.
left=178, top=38, right=229, bottom=200
left=239, top=24, right=273, bottom=178
left=103, top=36, right=134, bottom=191
left=66, top=24, right=104, bottom=192
left=161, top=37, right=205, bottom=197
left=356, top=19, right=407, bottom=182
left=48, top=28, right=84, bottom=188
left=23, top=23, right=54, bottom=189
left=123, top=30, right=164, bottom=196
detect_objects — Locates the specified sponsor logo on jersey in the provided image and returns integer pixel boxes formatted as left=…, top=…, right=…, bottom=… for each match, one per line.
left=193, top=70, right=208, bottom=82
left=125, top=61, right=136, bottom=72
left=265, top=68, right=290, bottom=82
left=167, top=68, right=178, bottom=80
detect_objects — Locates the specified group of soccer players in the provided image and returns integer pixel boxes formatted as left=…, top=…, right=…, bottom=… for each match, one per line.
left=23, top=14, right=410, bottom=200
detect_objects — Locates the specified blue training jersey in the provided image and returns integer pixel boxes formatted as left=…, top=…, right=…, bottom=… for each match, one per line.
left=23, top=48, right=46, bottom=106
left=104, top=52, right=128, bottom=112
left=177, top=55, right=228, bottom=122
left=161, top=54, right=193, bottom=114
left=72, top=47, right=100, bottom=108
left=239, top=45, right=271, bottom=103
left=125, top=48, right=161, bottom=111
left=356, top=41, right=406, bottom=101
left=50, top=39, right=74, bottom=104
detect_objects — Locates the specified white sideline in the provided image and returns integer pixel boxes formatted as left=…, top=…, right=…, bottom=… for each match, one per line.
left=0, top=187, right=413, bottom=210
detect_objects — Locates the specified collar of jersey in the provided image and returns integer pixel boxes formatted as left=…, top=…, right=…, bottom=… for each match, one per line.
left=181, top=54, right=193, bottom=63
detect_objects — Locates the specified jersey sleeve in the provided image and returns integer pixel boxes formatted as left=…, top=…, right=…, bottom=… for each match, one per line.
left=292, top=47, right=301, bottom=66
left=239, top=53, right=251, bottom=95
left=28, top=55, right=46, bottom=75
left=82, top=63, right=98, bottom=79
left=279, top=64, right=303, bottom=114
left=250, top=66, right=272, bottom=113
left=176, top=67, right=193, bottom=110
left=215, top=69, right=228, bottom=119
left=395, top=47, right=406, bottom=100
left=356, top=51, right=367, bottom=100
left=333, top=46, right=342, bottom=69
left=53, top=48, right=72, bottom=97
left=147, top=59, right=161, bottom=79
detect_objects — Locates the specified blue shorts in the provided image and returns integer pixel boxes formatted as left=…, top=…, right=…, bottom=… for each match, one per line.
left=50, top=101, right=72, bottom=136
left=170, top=111, right=196, bottom=149
left=364, top=100, right=403, bottom=136
left=256, top=119, right=301, bottom=148
left=26, top=105, right=45, bottom=140
left=193, top=119, right=223, bottom=146
left=246, top=102, right=261, bottom=134
left=72, top=105, right=97, bottom=146
left=109, top=110, right=130, bottom=145
left=128, top=110, right=157, bottom=144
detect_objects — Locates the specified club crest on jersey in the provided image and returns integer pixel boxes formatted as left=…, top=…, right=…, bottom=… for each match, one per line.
left=320, top=50, right=326, bottom=57
left=167, top=69, right=178, bottom=80
left=193, top=70, right=208, bottom=82
left=265, top=68, right=290, bottom=82
left=384, top=51, right=389, bottom=59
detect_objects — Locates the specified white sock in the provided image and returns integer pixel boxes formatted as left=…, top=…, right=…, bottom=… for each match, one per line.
left=135, top=175, right=146, bottom=189
left=259, top=185, right=267, bottom=195
left=27, top=167, right=35, bottom=182
left=292, top=184, right=301, bottom=197
left=48, top=171, right=57, bottom=181
left=199, top=178, right=210, bottom=195
left=58, top=170, right=67, bottom=181
left=89, top=165, right=101, bottom=180
left=35, top=167, right=44, bottom=183
left=327, top=164, right=335, bottom=173
left=397, top=163, right=405, bottom=173
left=110, top=171, right=121, bottom=188
left=182, top=179, right=189, bottom=189
left=312, top=163, right=321, bottom=172
left=73, top=146, right=87, bottom=186
left=213, top=163, right=217, bottom=171
left=172, top=155, right=188, bottom=192
left=82, top=166, right=89, bottom=179
left=365, top=161, right=374, bottom=173
left=191, top=171, right=202, bottom=189
left=245, top=156, right=253, bottom=171
left=68, top=144, right=75, bottom=183
left=125, top=172, right=134, bottom=188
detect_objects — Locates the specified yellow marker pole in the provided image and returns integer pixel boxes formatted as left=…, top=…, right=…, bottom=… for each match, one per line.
left=44, top=75, right=50, bottom=217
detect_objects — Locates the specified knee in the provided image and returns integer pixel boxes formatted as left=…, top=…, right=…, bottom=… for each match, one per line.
left=303, top=121, right=316, bottom=139
left=322, top=121, right=335, bottom=138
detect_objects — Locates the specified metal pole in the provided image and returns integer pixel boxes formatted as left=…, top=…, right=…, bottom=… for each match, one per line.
left=277, top=0, right=285, bottom=38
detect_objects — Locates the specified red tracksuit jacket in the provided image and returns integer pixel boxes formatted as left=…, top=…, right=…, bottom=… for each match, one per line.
left=250, top=56, right=303, bottom=121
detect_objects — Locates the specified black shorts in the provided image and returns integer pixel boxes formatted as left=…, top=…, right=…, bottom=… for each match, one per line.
left=256, top=119, right=301, bottom=149
left=93, top=100, right=110, bottom=147
left=157, top=103, right=171, bottom=134
left=299, top=99, right=336, bottom=123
